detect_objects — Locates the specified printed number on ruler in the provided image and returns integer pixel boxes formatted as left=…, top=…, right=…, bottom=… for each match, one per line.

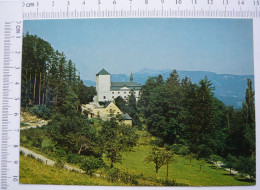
left=22, top=0, right=260, bottom=19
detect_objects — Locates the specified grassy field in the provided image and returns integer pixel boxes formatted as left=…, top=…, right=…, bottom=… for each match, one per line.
left=20, top=128, right=255, bottom=186
left=102, top=131, right=255, bottom=186
left=19, top=155, right=125, bottom=186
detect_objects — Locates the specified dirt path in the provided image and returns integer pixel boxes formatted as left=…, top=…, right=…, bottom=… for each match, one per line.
left=213, top=161, right=253, bottom=179
left=214, top=161, right=238, bottom=175
left=20, top=111, right=49, bottom=130
left=20, top=147, right=84, bottom=173
left=20, top=123, right=45, bottom=130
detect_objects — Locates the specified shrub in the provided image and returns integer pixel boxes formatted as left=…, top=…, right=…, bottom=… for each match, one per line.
left=107, top=168, right=139, bottom=185
left=129, top=175, right=138, bottom=185
left=80, top=156, right=104, bottom=175
left=55, top=158, right=65, bottom=168
left=223, top=154, right=237, bottom=175
left=170, top=144, right=190, bottom=156
left=32, top=105, right=52, bottom=119
left=20, top=134, right=28, bottom=145
left=27, top=154, right=36, bottom=159
left=160, top=178, right=176, bottom=186
left=55, top=149, right=66, bottom=158
left=36, top=158, right=43, bottom=163
left=108, top=167, right=120, bottom=182
left=150, top=137, right=164, bottom=147
left=21, top=128, right=49, bottom=148
left=233, top=156, right=256, bottom=179
left=41, top=138, right=55, bottom=151
left=66, top=153, right=85, bottom=165
left=120, top=171, right=139, bottom=185
left=210, top=154, right=223, bottom=166
left=20, top=150, right=25, bottom=156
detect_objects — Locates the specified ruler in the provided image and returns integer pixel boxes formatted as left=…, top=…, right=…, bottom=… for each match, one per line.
left=0, top=2, right=22, bottom=190
left=0, top=0, right=260, bottom=190
left=22, top=0, right=260, bottom=19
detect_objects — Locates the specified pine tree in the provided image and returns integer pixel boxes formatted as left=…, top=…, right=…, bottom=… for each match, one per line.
left=242, top=79, right=255, bottom=157
left=128, top=90, right=141, bottom=128
left=166, top=69, right=180, bottom=86
left=190, top=77, right=215, bottom=158
left=114, top=96, right=128, bottom=113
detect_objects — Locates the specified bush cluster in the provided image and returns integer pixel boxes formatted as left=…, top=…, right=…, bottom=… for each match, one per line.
left=107, top=168, right=139, bottom=185
left=80, top=156, right=104, bottom=175
left=55, top=158, right=65, bottom=168
left=158, top=178, right=176, bottom=186
left=31, top=105, right=52, bottom=120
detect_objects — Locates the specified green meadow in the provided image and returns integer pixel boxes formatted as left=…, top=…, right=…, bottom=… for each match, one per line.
left=20, top=131, right=255, bottom=186
left=108, top=143, right=254, bottom=186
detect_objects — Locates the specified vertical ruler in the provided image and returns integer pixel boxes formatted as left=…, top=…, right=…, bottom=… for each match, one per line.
left=0, top=1, right=22, bottom=190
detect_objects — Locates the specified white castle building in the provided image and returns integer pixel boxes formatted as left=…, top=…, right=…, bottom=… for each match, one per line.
left=96, top=68, right=142, bottom=102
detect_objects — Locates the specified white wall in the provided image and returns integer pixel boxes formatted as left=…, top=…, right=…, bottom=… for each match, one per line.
left=96, top=74, right=111, bottom=102
left=97, top=74, right=141, bottom=102
left=110, top=90, right=140, bottom=101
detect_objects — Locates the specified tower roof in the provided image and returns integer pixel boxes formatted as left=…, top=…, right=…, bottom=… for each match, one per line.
left=96, top=68, right=110, bottom=76
left=130, top=73, right=133, bottom=82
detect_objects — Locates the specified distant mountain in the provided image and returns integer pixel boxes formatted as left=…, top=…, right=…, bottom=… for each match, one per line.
left=83, top=80, right=96, bottom=87
left=83, top=68, right=254, bottom=108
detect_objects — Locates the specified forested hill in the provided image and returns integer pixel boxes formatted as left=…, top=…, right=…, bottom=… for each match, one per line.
left=21, top=33, right=96, bottom=109
left=84, top=69, right=254, bottom=108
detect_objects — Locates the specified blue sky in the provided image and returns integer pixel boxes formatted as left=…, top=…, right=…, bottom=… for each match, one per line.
left=23, top=18, right=254, bottom=81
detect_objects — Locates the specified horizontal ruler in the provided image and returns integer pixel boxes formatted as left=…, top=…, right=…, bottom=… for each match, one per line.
left=22, top=0, right=260, bottom=19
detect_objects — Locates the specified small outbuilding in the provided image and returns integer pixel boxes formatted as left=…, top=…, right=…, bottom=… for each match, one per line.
left=120, top=113, right=132, bottom=126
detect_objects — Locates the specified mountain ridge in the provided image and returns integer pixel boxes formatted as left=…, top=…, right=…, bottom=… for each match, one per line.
left=83, top=69, right=254, bottom=108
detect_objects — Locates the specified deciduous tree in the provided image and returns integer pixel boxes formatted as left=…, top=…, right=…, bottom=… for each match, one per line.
left=100, top=118, right=138, bottom=168
left=145, top=147, right=172, bottom=178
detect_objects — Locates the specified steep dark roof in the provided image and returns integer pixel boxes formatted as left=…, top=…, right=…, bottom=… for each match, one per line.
left=103, top=101, right=112, bottom=108
left=96, top=68, right=110, bottom=76
left=121, top=113, right=132, bottom=120
left=110, top=82, right=142, bottom=90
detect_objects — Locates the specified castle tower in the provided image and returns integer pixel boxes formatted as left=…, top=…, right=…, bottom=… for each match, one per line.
left=130, top=73, right=133, bottom=82
left=96, top=68, right=111, bottom=102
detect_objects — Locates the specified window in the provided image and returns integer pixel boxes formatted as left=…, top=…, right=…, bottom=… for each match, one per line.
left=124, top=92, right=126, bottom=94
left=124, top=96, right=126, bottom=98
left=104, top=96, right=106, bottom=99
left=112, top=96, right=114, bottom=98
left=112, top=92, right=114, bottom=94
left=118, top=92, right=120, bottom=94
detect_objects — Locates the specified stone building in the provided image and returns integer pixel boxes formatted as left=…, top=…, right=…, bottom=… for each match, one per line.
left=81, top=97, right=132, bottom=126
left=96, top=68, right=142, bottom=102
